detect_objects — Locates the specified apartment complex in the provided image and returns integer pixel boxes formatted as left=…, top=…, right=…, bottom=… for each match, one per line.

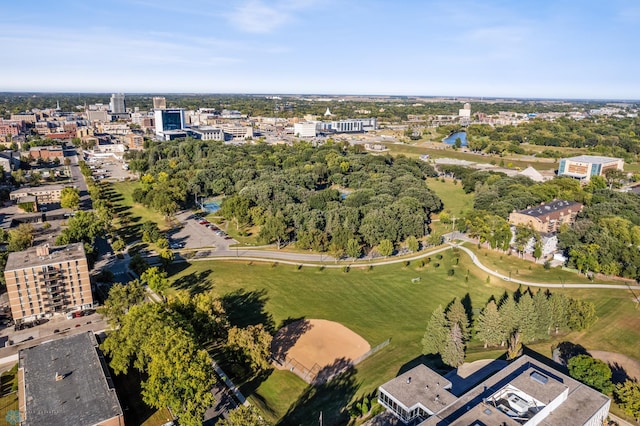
left=557, top=155, right=623, bottom=182
left=18, top=332, right=124, bottom=426
left=378, top=355, right=610, bottom=426
left=4, top=243, right=93, bottom=324
left=508, top=200, right=583, bottom=234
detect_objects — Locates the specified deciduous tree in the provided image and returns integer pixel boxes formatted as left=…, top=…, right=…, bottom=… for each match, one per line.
left=568, top=355, right=613, bottom=394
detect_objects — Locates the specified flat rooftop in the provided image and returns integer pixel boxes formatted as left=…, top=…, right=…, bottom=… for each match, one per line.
left=517, top=200, right=581, bottom=218
left=380, top=365, right=458, bottom=413
left=6, top=243, right=86, bottom=271
left=19, top=332, right=122, bottom=426
left=564, top=155, right=622, bottom=164
left=419, top=356, right=610, bottom=426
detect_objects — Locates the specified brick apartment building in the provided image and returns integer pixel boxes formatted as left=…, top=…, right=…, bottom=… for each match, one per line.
left=4, top=243, right=93, bottom=324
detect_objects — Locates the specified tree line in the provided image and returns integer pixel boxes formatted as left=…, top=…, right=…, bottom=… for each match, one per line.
left=422, top=289, right=597, bottom=367
left=467, top=115, right=640, bottom=160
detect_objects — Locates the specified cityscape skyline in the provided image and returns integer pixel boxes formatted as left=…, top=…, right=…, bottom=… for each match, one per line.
left=2, top=0, right=640, bottom=99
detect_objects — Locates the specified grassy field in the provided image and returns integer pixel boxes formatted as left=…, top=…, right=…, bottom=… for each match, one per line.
left=0, top=365, right=18, bottom=426
left=167, top=249, right=640, bottom=424
left=383, top=142, right=560, bottom=171
left=111, top=181, right=172, bottom=233
left=465, top=244, right=623, bottom=285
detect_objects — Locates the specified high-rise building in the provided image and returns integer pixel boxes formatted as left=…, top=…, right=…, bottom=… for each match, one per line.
left=152, top=96, right=167, bottom=109
left=109, top=93, right=126, bottom=114
left=154, top=109, right=186, bottom=136
left=4, top=243, right=93, bottom=324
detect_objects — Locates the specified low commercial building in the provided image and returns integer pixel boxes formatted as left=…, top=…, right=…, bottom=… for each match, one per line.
left=29, top=145, right=64, bottom=160
left=10, top=184, right=75, bottom=205
left=4, top=243, right=93, bottom=324
left=378, top=355, right=610, bottom=426
left=508, top=200, right=583, bottom=234
left=189, top=126, right=225, bottom=141
left=293, top=122, right=318, bottom=138
left=18, top=332, right=124, bottom=426
left=558, top=155, right=623, bottom=182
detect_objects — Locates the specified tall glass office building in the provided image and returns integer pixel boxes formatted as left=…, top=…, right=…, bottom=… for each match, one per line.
left=154, top=109, right=186, bottom=135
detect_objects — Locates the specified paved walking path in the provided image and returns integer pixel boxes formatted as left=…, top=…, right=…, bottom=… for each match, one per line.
left=453, top=243, right=640, bottom=290
left=187, top=242, right=640, bottom=291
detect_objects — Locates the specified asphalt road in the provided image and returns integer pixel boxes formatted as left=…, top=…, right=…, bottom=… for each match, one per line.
left=64, top=148, right=92, bottom=210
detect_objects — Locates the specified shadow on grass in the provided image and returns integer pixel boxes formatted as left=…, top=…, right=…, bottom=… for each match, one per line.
left=278, top=363, right=359, bottom=426
left=271, top=317, right=312, bottom=363
left=222, top=288, right=275, bottom=333
left=172, top=270, right=214, bottom=296
left=554, top=341, right=589, bottom=365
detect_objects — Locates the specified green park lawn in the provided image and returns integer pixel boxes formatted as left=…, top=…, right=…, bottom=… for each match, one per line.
left=167, top=249, right=640, bottom=424
left=426, top=178, right=474, bottom=236
left=0, top=365, right=18, bottom=426
left=110, top=181, right=172, bottom=233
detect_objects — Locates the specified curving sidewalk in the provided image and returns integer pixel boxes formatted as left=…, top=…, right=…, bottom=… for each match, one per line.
left=186, top=242, right=640, bottom=291
left=452, top=243, right=640, bottom=290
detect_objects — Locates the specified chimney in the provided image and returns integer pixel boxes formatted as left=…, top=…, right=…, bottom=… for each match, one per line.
left=406, top=377, right=412, bottom=384
left=36, top=245, right=50, bottom=257
left=55, top=372, right=64, bottom=381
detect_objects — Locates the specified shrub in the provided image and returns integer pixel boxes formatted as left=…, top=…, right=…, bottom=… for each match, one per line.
left=436, top=254, right=443, bottom=260
left=418, top=259, right=425, bottom=268
left=543, top=260, right=551, bottom=270
left=297, top=264, right=303, bottom=270
left=271, top=262, right=278, bottom=268
left=368, top=265, right=373, bottom=271
left=447, top=269, right=455, bottom=276
left=404, top=260, right=410, bottom=267
left=318, top=265, right=325, bottom=271
left=433, top=262, right=440, bottom=268
left=343, top=266, right=350, bottom=273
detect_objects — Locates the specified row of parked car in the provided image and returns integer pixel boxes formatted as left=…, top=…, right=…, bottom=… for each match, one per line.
left=197, top=219, right=232, bottom=240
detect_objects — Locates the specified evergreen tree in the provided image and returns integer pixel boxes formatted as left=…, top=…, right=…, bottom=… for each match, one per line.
left=532, top=290, right=552, bottom=339
left=499, top=296, right=520, bottom=342
left=548, top=293, right=570, bottom=333
left=516, top=293, right=538, bottom=343
left=446, top=297, right=470, bottom=340
left=422, top=305, right=449, bottom=355
left=475, top=300, right=505, bottom=348
left=441, top=323, right=465, bottom=367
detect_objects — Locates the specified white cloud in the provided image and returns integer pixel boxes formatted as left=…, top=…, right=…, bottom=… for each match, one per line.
left=225, top=0, right=318, bottom=33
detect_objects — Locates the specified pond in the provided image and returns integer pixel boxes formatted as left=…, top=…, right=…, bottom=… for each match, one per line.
left=202, top=200, right=221, bottom=214
left=443, top=131, right=468, bottom=147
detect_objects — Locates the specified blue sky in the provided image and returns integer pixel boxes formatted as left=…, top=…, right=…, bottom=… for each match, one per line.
left=2, top=0, right=639, bottom=99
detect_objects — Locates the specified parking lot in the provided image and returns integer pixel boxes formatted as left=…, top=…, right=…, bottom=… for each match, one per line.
left=87, top=156, right=137, bottom=182
left=170, top=212, right=237, bottom=250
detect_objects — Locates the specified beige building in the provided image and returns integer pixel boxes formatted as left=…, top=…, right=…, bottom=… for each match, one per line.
left=508, top=200, right=583, bottom=234
left=18, top=332, right=124, bottom=426
left=10, top=184, right=74, bottom=205
left=123, top=133, right=144, bottom=150
left=5, top=243, right=93, bottom=324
